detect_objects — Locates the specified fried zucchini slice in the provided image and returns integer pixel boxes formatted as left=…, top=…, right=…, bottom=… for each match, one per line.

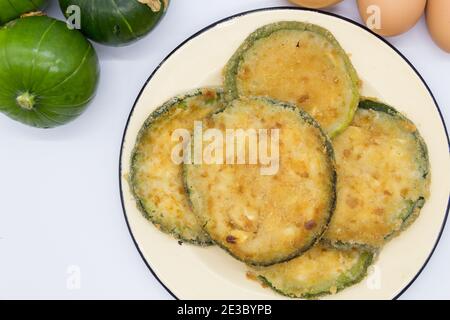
left=250, top=245, right=373, bottom=299
left=324, top=99, right=430, bottom=249
left=184, top=97, right=336, bottom=266
left=130, top=88, right=225, bottom=245
left=223, top=21, right=360, bottom=138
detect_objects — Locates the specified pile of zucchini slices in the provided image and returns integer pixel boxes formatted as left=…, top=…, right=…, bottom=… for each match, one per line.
left=130, top=22, right=430, bottom=299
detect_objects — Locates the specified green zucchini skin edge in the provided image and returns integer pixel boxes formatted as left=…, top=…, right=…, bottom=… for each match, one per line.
left=257, top=249, right=374, bottom=299
left=223, top=21, right=360, bottom=138
left=59, top=0, right=168, bottom=47
left=326, top=99, right=431, bottom=251
left=129, top=88, right=225, bottom=246
left=321, top=239, right=377, bottom=253
left=359, top=99, right=430, bottom=242
left=183, top=96, right=337, bottom=266
left=0, top=0, right=48, bottom=25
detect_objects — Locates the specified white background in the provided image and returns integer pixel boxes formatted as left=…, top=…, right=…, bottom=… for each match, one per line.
left=0, top=0, right=448, bottom=300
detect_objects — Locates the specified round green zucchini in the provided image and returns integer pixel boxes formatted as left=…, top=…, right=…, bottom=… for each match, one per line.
left=184, top=97, right=336, bottom=266
left=0, top=16, right=99, bottom=128
left=59, top=0, right=169, bottom=46
left=130, top=88, right=225, bottom=246
left=251, top=245, right=373, bottom=299
left=223, top=21, right=360, bottom=138
left=324, top=99, right=430, bottom=250
left=0, top=0, right=48, bottom=25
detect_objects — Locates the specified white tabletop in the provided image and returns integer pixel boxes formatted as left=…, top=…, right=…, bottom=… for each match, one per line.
left=0, top=0, right=448, bottom=300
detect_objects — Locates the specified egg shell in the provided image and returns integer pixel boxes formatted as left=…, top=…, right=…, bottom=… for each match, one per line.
left=288, top=0, right=343, bottom=9
left=357, top=0, right=426, bottom=37
left=426, top=0, right=450, bottom=53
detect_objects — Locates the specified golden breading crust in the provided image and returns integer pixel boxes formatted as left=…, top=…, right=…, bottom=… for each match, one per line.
left=324, top=99, right=430, bottom=249
left=184, top=97, right=336, bottom=266
left=130, top=88, right=225, bottom=245
left=250, top=244, right=373, bottom=298
left=224, top=21, right=360, bottom=137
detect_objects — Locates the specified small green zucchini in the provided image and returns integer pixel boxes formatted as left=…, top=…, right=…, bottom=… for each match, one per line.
left=0, top=16, right=99, bottom=128
left=59, top=0, right=169, bottom=46
left=0, top=0, right=48, bottom=25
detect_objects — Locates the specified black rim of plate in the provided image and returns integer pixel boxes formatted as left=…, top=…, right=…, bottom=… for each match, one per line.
left=119, top=6, right=450, bottom=300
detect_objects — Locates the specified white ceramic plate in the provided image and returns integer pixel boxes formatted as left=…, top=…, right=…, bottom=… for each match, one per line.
left=119, top=8, right=450, bottom=300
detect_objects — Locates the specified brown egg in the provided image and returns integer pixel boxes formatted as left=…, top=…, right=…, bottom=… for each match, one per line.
left=288, top=0, right=343, bottom=9
left=426, top=0, right=450, bottom=53
left=357, top=0, right=426, bottom=37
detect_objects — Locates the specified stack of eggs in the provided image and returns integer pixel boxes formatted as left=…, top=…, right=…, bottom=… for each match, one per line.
left=289, top=0, right=450, bottom=53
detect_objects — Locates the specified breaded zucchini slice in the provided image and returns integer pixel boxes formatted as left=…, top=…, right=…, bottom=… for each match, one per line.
left=223, top=21, right=360, bottom=138
left=130, top=88, right=225, bottom=245
left=184, top=97, right=336, bottom=266
left=250, top=245, right=373, bottom=299
left=324, top=99, right=430, bottom=249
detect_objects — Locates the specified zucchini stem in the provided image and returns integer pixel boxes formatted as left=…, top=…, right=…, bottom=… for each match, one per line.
left=16, top=92, right=36, bottom=110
